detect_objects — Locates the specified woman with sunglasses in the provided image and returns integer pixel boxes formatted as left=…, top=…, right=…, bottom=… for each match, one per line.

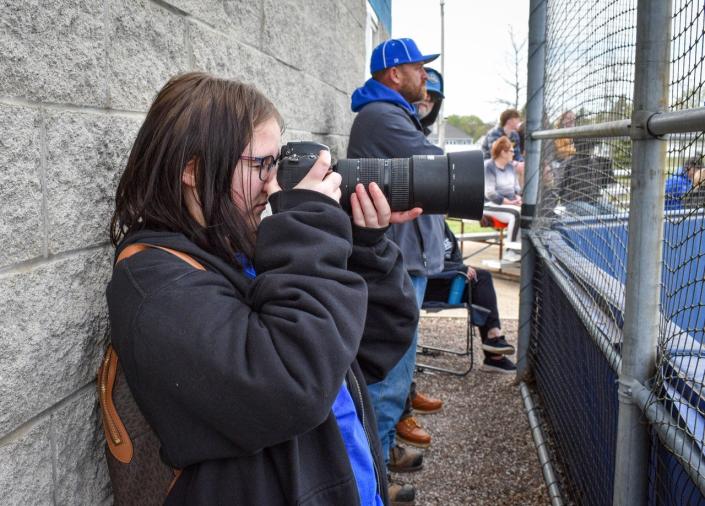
left=106, top=72, right=420, bottom=505
left=483, top=136, right=523, bottom=263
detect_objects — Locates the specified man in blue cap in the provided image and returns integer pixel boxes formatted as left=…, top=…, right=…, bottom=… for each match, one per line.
left=347, top=39, right=445, bottom=505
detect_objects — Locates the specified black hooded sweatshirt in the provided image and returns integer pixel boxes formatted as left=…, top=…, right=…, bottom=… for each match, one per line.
left=106, top=189, right=418, bottom=505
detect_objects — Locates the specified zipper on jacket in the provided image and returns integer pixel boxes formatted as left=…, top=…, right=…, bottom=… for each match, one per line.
left=348, top=370, right=383, bottom=498
left=99, top=348, right=123, bottom=445
left=413, top=220, right=428, bottom=270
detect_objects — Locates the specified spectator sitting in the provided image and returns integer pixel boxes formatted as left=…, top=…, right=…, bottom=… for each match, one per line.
left=483, top=136, right=523, bottom=263
left=665, top=154, right=704, bottom=211
left=553, top=110, right=577, bottom=162
left=557, top=137, right=616, bottom=216
left=481, top=108, right=525, bottom=187
left=424, top=222, right=517, bottom=373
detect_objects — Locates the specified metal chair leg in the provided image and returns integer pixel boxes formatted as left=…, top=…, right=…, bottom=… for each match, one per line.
left=416, top=313, right=474, bottom=377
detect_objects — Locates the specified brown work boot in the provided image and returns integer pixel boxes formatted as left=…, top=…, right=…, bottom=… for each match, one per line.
left=388, top=445, right=424, bottom=473
left=411, top=391, right=443, bottom=414
left=395, top=416, right=431, bottom=448
left=388, top=476, right=415, bottom=505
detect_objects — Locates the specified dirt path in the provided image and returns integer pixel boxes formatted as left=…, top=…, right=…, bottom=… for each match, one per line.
left=396, top=318, right=549, bottom=505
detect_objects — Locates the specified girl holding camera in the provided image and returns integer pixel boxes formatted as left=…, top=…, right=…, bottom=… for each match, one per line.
left=106, top=72, right=419, bottom=505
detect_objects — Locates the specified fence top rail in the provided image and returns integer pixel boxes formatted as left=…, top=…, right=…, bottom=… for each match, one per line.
left=531, top=120, right=631, bottom=140
left=648, top=107, right=705, bottom=136
left=530, top=107, right=705, bottom=140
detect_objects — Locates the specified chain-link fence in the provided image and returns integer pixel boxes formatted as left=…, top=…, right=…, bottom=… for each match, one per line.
left=521, top=0, right=705, bottom=504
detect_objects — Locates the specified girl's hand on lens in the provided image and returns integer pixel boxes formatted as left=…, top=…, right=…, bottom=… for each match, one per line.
left=293, top=150, right=342, bottom=203
left=350, top=182, right=422, bottom=228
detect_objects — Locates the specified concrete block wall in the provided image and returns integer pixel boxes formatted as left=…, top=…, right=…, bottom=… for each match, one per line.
left=0, top=1, right=367, bottom=503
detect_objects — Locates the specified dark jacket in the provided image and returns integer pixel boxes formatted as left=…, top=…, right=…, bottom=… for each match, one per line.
left=348, top=79, right=446, bottom=277
left=106, top=189, right=418, bottom=505
left=480, top=126, right=523, bottom=162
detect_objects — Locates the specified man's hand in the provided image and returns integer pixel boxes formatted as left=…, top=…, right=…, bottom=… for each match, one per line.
left=467, top=266, right=477, bottom=281
left=350, top=182, right=422, bottom=228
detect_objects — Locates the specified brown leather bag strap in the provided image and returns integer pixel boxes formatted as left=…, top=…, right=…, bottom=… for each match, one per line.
left=99, top=243, right=205, bottom=466
left=98, top=344, right=133, bottom=463
left=116, top=243, right=206, bottom=271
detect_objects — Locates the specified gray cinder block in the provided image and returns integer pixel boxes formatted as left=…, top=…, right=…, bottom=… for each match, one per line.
left=0, top=103, right=43, bottom=267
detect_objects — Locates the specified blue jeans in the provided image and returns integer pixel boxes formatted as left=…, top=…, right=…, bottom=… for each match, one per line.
left=367, top=274, right=427, bottom=463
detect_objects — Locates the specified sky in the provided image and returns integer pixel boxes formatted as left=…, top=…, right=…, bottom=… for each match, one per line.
left=391, top=0, right=530, bottom=123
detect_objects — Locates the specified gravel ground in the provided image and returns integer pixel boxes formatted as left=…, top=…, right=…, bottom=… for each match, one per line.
left=394, top=317, right=549, bottom=506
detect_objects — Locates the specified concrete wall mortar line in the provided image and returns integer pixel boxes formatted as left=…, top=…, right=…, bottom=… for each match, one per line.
left=0, top=242, right=111, bottom=278
left=184, top=17, right=353, bottom=97
left=39, top=107, right=49, bottom=259
left=185, top=18, right=194, bottom=70
left=103, top=0, right=112, bottom=108
left=148, top=0, right=216, bottom=29
left=49, top=406, right=58, bottom=506
left=0, top=97, right=147, bottom=119
left=0, top=382, right=96, bottom=445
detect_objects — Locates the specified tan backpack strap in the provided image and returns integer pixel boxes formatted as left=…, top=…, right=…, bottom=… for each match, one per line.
left=98, top=345, right=133, bottom=463
left=116, top=243, right=206, bottom=271
left=168, top=469, right=183, bottom=495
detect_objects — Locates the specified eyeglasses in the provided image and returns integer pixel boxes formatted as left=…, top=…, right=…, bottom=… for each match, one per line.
left=240, top=154, right=280, bottom=181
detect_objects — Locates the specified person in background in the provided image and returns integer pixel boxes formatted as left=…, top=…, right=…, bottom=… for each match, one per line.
left=105, top=72, right=420, bottom=506
left=388, top=68, right=447, bottom=458
left=516, top=121, right=526, bottom=160
left=424, top=222, right=517, bottom=373
left=553, top=110, right=577, bottom=162
left=483, top=136, right=523, bottom=263
left=347, top=38, right=445, bottom=503
left=414, top=67, right=444, bottom=136
left=665, top=154, right=705, bottom=210
left=481, top=108, right=525, bottom=187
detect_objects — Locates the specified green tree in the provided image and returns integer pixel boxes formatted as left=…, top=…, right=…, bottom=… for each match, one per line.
left=446, top=115, right=494, bottom=142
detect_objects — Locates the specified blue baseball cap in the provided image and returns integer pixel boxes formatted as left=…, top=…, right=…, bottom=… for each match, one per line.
left=425, top=67, right=444, bottom=98
left=370, top=38, right=440, bottom=74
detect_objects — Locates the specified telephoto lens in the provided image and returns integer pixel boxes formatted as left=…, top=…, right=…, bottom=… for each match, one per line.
left=277, top=141, right=485, bottom=220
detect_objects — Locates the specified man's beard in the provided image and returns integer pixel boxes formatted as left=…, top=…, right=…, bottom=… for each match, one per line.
left=400, top=81, right=425, bottom=104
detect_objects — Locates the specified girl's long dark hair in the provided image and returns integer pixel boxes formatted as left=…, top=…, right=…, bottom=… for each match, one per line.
left=110, top=72, right=282, bottom=264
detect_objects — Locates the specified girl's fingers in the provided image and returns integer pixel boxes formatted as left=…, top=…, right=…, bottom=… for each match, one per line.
left=368, top=182, right=391, bottom=226
left=355, top=184, right=379, bottom=227
left=350, top=193, right=365, bottom=227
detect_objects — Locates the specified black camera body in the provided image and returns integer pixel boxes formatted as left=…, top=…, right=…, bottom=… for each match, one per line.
left=277, top=141, right=484, bottom=220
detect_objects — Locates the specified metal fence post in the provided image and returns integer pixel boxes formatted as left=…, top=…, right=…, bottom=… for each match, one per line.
left=613, top=0, right=671, bottom=504
left=516, top=0, right=547, bottom=382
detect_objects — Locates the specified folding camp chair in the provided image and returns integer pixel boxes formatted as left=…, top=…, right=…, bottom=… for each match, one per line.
left=416, top=269, right=491, bottom=376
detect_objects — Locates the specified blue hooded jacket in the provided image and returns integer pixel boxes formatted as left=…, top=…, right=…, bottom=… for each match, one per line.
left=351, top=78, right=417, bottom=116
left=664, top=167, right=692, bottom=211
left=347, top=79, right=446, bottom=277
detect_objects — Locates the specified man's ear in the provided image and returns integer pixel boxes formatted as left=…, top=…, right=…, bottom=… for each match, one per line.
left=182, top=159, right=197, bottom=188
left=388, top=66, right=403, bottom=86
